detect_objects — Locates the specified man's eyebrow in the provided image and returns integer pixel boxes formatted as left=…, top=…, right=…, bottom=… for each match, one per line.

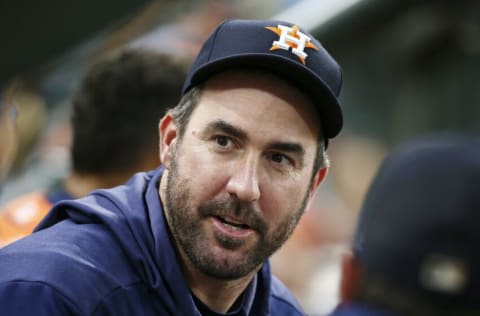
left=202, top=120, right=306, bottom=160
left=266, top=142, right=305, bottom=157
left=203, top=120, right=248, bottom=141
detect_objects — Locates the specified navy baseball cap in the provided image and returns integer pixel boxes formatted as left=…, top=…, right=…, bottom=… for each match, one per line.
left=182, top=19, right=343, bottom=142
left=353, top=135, right=480, bottom=307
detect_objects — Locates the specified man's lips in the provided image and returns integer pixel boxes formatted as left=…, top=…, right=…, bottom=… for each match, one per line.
left=198, top=197, right=268, bottom=235
left=210, top=215, right=254, bottom=239
left=215, top=215, right=251, bottom=229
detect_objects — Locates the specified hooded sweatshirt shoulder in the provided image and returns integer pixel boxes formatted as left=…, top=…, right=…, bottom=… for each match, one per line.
left=0, top=170, right=168, bottom=315
left=0, top=168, right=306, bottom=316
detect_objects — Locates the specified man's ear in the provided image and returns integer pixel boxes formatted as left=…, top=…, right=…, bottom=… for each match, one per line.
left=309, top=167, right=328, bottom=196
left=158, top=113, right=177, bottom=169
left=339, top=250, right=360, bottom=302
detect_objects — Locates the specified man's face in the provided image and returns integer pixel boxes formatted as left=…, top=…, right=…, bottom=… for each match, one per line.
left=161, top=70, right=324, bottom=280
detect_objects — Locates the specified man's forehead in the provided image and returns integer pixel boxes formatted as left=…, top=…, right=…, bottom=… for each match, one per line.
left=203, top=70, right=316, bottom=109
left=195, top=72, right=320, bottom=135
left=189, top=97, right=320, bottom=151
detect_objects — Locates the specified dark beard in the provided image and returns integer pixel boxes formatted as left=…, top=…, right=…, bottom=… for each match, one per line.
left=164, top=150, right=311, bottom=280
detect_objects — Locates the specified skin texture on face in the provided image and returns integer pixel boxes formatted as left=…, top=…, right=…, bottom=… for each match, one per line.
left=159, top=70, right=325, bottom=291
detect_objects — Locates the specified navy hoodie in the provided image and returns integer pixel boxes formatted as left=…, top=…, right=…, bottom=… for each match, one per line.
left=0, top=167, right=305, bottom=315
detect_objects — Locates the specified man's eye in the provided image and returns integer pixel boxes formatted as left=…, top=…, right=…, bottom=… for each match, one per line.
left=270, top=153, right=291, bottom=165
left=215, top=135, right=231, bottom=147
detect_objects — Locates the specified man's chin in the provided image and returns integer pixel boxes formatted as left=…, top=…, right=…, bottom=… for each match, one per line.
left=198, top=260, right=259, bottom=281
left=192, top=245, right=263, bottom=280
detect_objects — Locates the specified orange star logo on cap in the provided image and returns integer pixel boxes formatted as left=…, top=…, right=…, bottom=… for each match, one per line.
left=266, top=24, right=318, bottom=64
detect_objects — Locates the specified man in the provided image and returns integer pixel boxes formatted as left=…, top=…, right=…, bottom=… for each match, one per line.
left=0, top=49, right=187, bottom=246
left=0, top=19, right=343, bottom=315
left=331, top=136, right=480, bottom=316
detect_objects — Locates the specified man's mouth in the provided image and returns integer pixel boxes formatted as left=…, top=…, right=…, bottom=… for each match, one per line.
left=198, top=198, right=267, bottom=235
left=210, top=214, right=255, bottom=241
left=214, top=215, right=251, bottom=230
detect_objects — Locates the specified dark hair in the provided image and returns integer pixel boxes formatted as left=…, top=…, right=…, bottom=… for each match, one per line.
left=71, top=49, right=188, bottom=174
left=354, top=269, right=479, bottom=316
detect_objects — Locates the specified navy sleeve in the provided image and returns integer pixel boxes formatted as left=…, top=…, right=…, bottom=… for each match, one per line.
left=0, top=281, right=81, bottom=315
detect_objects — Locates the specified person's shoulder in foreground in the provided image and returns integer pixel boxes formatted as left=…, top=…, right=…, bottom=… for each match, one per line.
left=330, top=134, right=480, bottom=316
left=0, top=18, right=344, bottom=315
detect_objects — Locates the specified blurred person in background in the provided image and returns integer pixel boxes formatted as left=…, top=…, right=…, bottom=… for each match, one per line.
left=6, top=84, right=48, bottom=173
left=0, top=85, right=19, bottom=186
left=0, top=49, right=188, bottom=246
left=331, top=135, right=480, bottom=316
left=0, top=18, right=343, bottom=315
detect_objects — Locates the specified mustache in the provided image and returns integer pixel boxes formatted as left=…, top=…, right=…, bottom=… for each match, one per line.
left=198, top=197, right=267, bottom=234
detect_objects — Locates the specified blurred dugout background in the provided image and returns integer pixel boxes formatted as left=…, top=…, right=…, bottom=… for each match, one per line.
left=1, top=0, right=479, bottom=315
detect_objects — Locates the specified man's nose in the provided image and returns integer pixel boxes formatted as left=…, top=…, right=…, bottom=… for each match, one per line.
left=226, top=155, right=261, bottom=202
